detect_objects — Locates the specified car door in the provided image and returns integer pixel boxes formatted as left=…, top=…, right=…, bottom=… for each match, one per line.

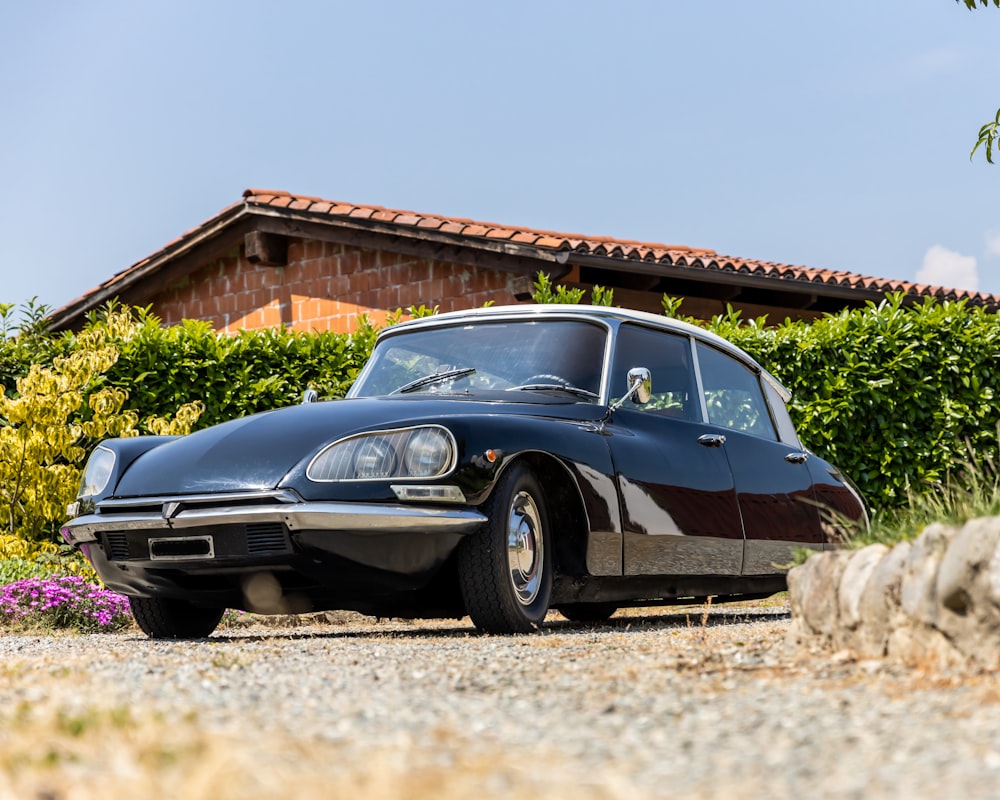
left=694, top=342, right=823, bottom=575
left=605, top=325, right=745, bottom=576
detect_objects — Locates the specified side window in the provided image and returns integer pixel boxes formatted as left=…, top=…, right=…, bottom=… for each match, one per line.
left=696, top=343, right=777, bottom=440
left=611, top=325, right=697, bottom=419
left=763, top=379, right=801, bottom=446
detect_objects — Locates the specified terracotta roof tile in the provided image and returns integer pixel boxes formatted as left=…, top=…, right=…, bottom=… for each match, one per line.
left=56, top=188, right=999, bottom=326
left=511, top=231, right=540, bottom=244
left=438, top=221, right=467, bottom=235
left=415, top=217, right=445, bottom=230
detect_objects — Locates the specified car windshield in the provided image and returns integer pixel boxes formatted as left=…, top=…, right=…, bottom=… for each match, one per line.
left=350, top=320, right=608, bottom=400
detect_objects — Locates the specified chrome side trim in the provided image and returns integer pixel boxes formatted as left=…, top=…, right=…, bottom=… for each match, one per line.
left=743, top=539, right=821, bottom=575
left=62, top=502, right=487, bottom=545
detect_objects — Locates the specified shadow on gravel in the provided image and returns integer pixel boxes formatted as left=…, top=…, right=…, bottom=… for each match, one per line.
left=202, top=605, right=790, bottom=644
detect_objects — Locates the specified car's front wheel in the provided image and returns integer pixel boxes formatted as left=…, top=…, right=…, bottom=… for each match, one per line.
left=129, top=596, right=225, bottom=639
left=458, top=463, right=552, bottom=634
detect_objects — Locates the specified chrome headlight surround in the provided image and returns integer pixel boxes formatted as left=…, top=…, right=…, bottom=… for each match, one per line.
left=307, top=425, right=458, bottom=482
left=78, top=446, right=116, bottom=498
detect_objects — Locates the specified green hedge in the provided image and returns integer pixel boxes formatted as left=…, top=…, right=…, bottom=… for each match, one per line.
left=100, top=312, right=379, bottom=428
left=5, top=295, right=1000, bottom=514
left=701, top=294, right=1000, bottom=510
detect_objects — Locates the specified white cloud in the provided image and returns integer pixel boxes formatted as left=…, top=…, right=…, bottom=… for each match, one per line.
left=916, top=245, right=979, bottom=292
left=986, top=232, right=1000, bottom=258
left=897, top=46, right=969, bottom=81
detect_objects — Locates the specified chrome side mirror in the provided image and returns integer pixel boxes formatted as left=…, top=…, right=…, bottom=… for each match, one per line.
left=628, top=367, right=652, bottom=405
left=608, top=367, right=652, bottom=414
left=301, top=388, right=319, bottom=404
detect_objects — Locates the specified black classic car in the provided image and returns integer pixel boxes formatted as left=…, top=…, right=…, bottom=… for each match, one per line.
left=62, top=305, right=865, bottom=638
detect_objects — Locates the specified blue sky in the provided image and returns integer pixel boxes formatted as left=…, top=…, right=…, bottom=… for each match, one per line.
left=2, top=1, right=999, bottom=317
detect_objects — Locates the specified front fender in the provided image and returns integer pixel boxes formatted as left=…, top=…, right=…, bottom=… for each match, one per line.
left=453, top=416, right=623, bottom=576
left=78, top=436, right=180, bottom=509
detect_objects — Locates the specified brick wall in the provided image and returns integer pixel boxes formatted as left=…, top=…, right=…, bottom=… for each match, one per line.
left=152, top=240, right=536, bottom=333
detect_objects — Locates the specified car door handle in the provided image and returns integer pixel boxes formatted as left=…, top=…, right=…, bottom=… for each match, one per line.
left=697, top=434, right=726, bottom=448
left=784, top=452, right=809, bottom=464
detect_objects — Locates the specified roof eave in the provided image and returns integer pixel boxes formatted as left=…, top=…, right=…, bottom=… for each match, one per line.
left=47, top=202, right=255, bottom=332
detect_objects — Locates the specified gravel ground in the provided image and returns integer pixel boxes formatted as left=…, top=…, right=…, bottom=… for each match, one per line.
left=2, top=599, right=1000, bottom=799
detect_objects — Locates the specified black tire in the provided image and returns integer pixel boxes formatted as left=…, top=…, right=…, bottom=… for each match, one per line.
left=458, top=463, right=553, bottom=634
left=129, top=596, right=225, bottom=639
left=557, top=603, right=618, bottom=623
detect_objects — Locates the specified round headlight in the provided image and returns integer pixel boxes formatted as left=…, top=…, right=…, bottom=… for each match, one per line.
left=79, top=446, right=116, bottom=497
left=308, top=426, right=456, bottom=482
left=403, top=428, right=453, bottom=477
left=353, top=438, right=396, bottom=479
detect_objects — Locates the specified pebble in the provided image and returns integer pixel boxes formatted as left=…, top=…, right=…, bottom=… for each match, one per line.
left=1, top=603, right=1000, bottom=798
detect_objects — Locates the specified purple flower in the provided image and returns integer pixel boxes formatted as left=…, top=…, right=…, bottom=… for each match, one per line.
left=0, top=575, right=132, bottom=633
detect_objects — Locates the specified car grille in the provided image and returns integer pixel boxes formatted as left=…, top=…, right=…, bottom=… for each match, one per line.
left=246, top=522, right=290, bottom=554
left=102, top=523, right=291, bottom=562
left=106, top=532, right=129, bottom=561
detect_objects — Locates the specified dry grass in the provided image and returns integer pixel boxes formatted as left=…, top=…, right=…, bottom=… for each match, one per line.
left=0, top=598, right=791, bottom=799
left=0, top=704, right=635, bottom=800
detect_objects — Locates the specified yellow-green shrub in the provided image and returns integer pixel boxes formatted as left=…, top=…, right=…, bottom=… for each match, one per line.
left=0, top=309, right=202, bottom=545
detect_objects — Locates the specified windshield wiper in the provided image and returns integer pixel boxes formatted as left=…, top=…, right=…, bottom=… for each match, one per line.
left=395, top=367, right=477, bottom=395
left=508, top=384, right=600, bottom=400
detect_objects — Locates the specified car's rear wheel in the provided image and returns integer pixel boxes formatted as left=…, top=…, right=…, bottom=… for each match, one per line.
left=129, top=596, right=225, bottom=639
left=458, top=463, right=552, bottom=634
left=557, top=603, right=618, bottom=623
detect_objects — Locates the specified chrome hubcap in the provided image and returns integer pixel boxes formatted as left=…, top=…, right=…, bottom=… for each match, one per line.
left=506, top=491, right=543, bottom=606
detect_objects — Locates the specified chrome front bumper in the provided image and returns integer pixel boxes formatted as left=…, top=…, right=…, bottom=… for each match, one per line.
left=62, top=498, right=488, bottom=547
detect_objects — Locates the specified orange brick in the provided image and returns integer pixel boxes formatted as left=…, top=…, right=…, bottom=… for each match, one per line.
left=330, top=273, right=350, bottom=295
left=412, top=261, right=433, bottom=282
left=302, top=241, right=323, bottom=261
left=252, top=289, right=273, bottom=308
left=338, top=250, right=360, bottom=275
left=305, top=298, right=322, bottom=320
left=349, top=272, right=369, bottom=293
left=259, top=304, right=281, bottom=327
left=220, top=289, right=234, bottom=310
left=298, top=258, right=323, bottom=280
left=385, top=262, right=405, bottom=286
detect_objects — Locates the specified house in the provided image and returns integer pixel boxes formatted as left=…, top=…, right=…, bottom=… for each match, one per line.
left=47, top=189, right=1000, bottom=333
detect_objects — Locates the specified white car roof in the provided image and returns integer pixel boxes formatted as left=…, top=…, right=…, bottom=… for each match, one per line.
left=382, top=304, right=790, bottom=400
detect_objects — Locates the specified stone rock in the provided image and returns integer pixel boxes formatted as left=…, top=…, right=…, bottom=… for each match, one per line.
left=788, top=517, right=1000, bottom=670
left=936, top=517, right=1000, bottom=615
left=899, top=522, right=958, bottom=629
left=886, top=619, right=968, bottom=670
left=785, top=557, right=819, bottom=653
left=790, top=550, right=852, bottom=644
left=933, top=518, right=1000, bottom=666
left=837, top=544, right=889, bottom=630
left=987, top=540, right=1000, bottom=608
left=855, top=540, right=910, bottom=658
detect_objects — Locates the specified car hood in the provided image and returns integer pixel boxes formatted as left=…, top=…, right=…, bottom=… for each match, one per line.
left=112, top=395, right=607, bottom=497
